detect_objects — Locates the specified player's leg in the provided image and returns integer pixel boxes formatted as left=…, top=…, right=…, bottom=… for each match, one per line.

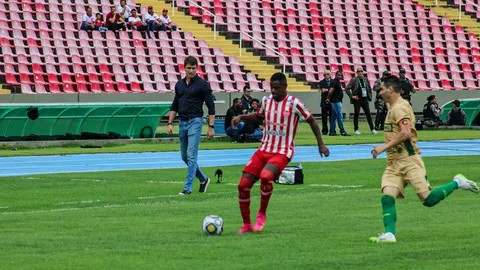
left=254, top=154, right=289, bottom=232
left=238, top=151, right=264, bottom=234
left=369, top=166, right=403, bottom=243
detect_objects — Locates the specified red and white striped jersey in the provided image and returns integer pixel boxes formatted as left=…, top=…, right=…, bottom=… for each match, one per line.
left=256, top=95, right=312, bottom=159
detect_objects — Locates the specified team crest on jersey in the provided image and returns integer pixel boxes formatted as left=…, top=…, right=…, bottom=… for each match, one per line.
left=384, top=123, right=393, bottom=132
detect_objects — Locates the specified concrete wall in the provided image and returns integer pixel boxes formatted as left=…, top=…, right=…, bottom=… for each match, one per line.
left=1, top=90, right=479, bottom=117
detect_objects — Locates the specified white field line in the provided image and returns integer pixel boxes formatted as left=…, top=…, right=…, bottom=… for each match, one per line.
left=146, top=181, right=185, bottom=184
left=56, top=200, right=102, bottom=205
left=1, top=187, right=377, bottom=216
left=70, top=179, right=106, bottom=182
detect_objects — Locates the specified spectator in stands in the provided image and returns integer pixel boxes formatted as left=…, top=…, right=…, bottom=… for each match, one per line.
left=144, top=6, right=163, bottom=39
left=240, top=86, right=253, bottom=114
left=319, top=70, right=333, bottom=135
left=225, top=98, right=246, bottom=143
left=160, top=9, right=177, bottom=31
left=116, top=0, right=132, bottom=21
left=422, top=95, right=442, bottom=127
left=105, top=5, right=126, bottom=31
left=346, top=67, right=376, bottom=135
left=167, top=56, right=215, bottom=195
left=327, top=70, right=350, bottom=136
left=446, top=100, right=467, bottom=126
left=128, top=9, right=146, bottom=31
left=81, top=7, right=98, bottom=31
left=399, top=67, right=415, bottom=103
left=95, top=13, right=109, bottom=31
left=374, top=70, right=391, bottom=130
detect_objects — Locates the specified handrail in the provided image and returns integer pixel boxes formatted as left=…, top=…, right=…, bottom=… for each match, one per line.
left=171, top=0, right=175, bottom=16
left=239, top=31, right=286, bottom=74
left=180, top=0, right=217, bottom=40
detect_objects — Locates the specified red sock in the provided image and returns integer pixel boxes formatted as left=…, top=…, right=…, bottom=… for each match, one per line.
left=238, top=176, right=254, bottom=225
left=259, top=170, right=274, bottom=214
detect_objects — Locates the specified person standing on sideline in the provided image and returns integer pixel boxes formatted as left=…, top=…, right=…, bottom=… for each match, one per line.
left=373, top=70, right=391, bottom=130
left=318, top=70, right=333, bottom=135
left=399, top=67, right=415, bottom=104
left=345, top=67, right=376, bottom=135
left=446, top=99, right=467, bottom=126
left=168, top=56, right=215, bottom=195
left=232, top=73, right=330, bottom=234
left=369, top=75, right=478, bottom=243
left=240, top=86, right=253, bottom=114
left=327, top=70, right=350, bottom=136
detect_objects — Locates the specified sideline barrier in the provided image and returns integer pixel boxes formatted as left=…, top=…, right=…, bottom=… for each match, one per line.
left=0, top=103, right=171, bottom=140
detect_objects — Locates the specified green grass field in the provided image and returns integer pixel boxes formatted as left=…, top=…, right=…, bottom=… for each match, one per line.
left=1, top=156, right=479, bottom=269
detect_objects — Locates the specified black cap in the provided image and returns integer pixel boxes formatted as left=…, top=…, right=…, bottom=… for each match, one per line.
left=399, top=68, right=406, bottom=73
left=382, top=70, right=390, bottom=76
left=453, top=99, right=461, bottom=106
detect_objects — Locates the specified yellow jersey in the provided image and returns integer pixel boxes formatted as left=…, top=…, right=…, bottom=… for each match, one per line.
left=384, top=97, right=420, bottom=160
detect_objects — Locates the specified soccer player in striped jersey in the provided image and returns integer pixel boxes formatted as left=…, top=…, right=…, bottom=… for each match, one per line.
left=232, top=73, right=330, bottom=234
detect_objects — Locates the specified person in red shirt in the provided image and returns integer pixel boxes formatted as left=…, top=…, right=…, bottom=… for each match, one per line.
left=94, top=13, right=108, bottom=31
left=105, top=5, right=125, bottom=31
left=232, top=73, right=330, bottom=234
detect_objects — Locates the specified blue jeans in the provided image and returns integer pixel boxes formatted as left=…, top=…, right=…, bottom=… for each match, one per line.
left=330, top=102, right=346, bottom=134
left=244, top=128, right=263, bottom=140
left=225, top=121, right=245, bottom=142
left=179, top=117, right=207, bottom=192
left=146, top=21, right=160, bottom=38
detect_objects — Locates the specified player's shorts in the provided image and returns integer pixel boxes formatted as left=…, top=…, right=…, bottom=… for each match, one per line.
left=242, top=150, right=290, bottom=179
left=381, top=154, right=430, bottom=198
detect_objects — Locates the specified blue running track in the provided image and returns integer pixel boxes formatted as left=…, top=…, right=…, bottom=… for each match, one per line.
left=0, top=139, right=479, bottom=177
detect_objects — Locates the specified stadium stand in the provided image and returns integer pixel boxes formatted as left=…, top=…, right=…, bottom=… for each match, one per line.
left=0, top=0, right=268, bottom=94
left=177, top=0, right=480, bottom=90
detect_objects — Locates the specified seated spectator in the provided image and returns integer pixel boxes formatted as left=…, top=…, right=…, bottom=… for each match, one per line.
left=243, top=99, right=263, bottom=142
left=128, top=9, right=146, bottom=31
left=160, top=9, right=177, bottom=31
left=116, top=0, right=132, bottom=21
left=225, top=98, right=246, bottom=143
left=143, top=6, right=162, bottom=39
left=80, top=7, right=98, bottom=31
left=95, top=13, right=109, bottom=31
left=105, top=5, right=126, bottom=31
left=422, top=95, right=442, bottom=127
left=446, top=99, right=467, bottom=126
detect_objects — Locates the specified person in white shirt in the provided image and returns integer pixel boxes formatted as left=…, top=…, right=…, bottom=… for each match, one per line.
left=80, top=7, right=97, bottom=31
left=143, top=6, right=162, bottom=38
left=128, top=9, right=146, bottom=31
left=116, top=0, right=132, bottom=20
left=160, top=9, right=177, bottom=31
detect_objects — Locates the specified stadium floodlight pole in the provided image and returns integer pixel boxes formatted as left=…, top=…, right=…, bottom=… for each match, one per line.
left=188, top=0, right=217, bottom=40
left=240, top=31, right=286, bottom=73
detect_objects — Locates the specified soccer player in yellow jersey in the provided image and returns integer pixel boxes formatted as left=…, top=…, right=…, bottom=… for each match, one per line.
left=368, top=75, right=478, bottom=243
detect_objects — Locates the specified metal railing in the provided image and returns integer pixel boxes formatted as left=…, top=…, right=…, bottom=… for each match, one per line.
left=239, top=31, right=286, bottom=74
left=170, top=0, right=217, bottom=40
left=432, top=0, right=480, bottom=19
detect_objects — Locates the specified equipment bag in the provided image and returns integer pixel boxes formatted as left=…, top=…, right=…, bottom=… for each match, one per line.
left=277, top=165, right=304, bottom=185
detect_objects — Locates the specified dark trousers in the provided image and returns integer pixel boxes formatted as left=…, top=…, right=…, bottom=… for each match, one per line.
left=321, top=104, right=332, bottom=134
left=375, top=101, right=388, bottom=130
left=353, top=99, right=374, bottom=131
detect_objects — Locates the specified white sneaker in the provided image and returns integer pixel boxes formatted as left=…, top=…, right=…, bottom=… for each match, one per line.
left=354, top=130, right=361, bottom=135
left=369, top=232, right=397, bottom=243
left=371, top=129, right=378, bottom=134
left=454, top=174, right=479, bottom=193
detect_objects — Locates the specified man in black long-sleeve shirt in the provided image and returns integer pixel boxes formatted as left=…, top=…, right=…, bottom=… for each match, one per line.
left=168, top=56, right=216, bottom=195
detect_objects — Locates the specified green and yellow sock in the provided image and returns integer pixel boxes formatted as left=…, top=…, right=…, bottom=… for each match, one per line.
left=423, top=181, right=458, bottom=207
left=381, top=195, right=397, bottom=235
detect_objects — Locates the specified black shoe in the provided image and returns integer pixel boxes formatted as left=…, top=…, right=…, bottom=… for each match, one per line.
left=322, top=131, right=328, bottom=135
left=178, top=190, right=192, bottom=195
left=199, top=178, right=210, bottom=193
left=328, top=133, right=338, bottom=136
left=340, top=132, right=351, bottom=136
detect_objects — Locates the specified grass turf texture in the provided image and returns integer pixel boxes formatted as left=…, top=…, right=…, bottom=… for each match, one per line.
left=1, top=156, right=479, bottom=269
left=1, top=121, right=480, bottom=156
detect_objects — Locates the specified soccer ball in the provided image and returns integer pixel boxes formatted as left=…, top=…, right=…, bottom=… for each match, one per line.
left=202, top=215, right=224, bottom=235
